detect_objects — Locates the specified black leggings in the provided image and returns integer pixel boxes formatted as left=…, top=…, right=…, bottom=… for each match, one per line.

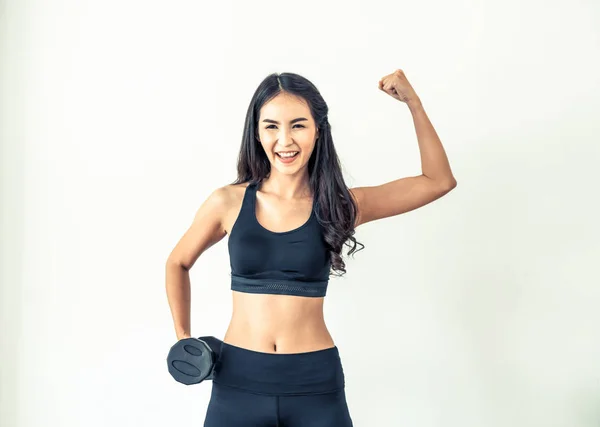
left=204, top=342, right=354, bottom=427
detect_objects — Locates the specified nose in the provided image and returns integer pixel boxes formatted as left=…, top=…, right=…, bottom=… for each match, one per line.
left=277, top=128, right=295, bottom=147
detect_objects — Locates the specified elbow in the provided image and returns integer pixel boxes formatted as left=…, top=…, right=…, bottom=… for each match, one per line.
left=166, top=257, right=189, bottom=272
left=439, top=177, right=457, bottom=192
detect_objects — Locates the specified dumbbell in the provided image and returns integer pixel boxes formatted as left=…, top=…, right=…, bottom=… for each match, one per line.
left=166, top=336, right=222, bottom=385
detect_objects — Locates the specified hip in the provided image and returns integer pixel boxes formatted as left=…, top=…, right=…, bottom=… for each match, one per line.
left=212, top=340, right=346, bottom=396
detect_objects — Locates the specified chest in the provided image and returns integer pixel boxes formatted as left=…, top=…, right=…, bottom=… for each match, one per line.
left=227, top=220, right=330, bottom=277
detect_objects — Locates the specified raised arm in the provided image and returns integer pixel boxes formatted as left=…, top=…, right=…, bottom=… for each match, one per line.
left=350, top=69, right=457, bottom=228
left=165, top=186, right=230, bottom=340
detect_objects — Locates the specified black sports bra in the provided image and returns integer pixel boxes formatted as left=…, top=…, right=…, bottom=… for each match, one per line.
left=227, top=180, right=331, bottom=297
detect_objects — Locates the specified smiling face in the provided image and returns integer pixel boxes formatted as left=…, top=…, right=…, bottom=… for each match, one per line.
left=257, top=92, right=319, bottom=175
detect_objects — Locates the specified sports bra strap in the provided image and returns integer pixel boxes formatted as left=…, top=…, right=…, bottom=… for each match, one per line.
left=240, top=181, right=258, bottom=213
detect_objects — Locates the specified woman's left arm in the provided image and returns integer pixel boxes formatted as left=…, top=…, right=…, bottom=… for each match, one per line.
left=350, top=69, right=457, bottom=228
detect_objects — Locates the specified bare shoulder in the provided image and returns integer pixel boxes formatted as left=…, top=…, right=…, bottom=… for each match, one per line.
left=166, top=183, right=245, bottom=270
left=224, top=181, right=251, bottom=197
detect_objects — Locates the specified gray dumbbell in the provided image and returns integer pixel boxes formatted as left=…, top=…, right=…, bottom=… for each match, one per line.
left=166, top=336, right=222, bottom=385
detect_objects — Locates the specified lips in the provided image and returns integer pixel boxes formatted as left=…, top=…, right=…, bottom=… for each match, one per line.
left=275, top=151, right=300, bottom=164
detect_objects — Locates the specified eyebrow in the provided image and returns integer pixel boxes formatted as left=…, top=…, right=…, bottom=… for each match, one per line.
left=262, top=117, right=308, bottom=125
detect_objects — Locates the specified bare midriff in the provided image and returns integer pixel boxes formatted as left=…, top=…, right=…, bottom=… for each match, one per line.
left=223, top=291, right=336, bottom=354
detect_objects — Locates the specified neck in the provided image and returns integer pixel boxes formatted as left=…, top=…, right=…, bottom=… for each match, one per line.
left=259, top=173, right=312, bottom=201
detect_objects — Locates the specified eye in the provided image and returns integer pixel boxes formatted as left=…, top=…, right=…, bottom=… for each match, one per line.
left=265, top=124, right=306, bottom=129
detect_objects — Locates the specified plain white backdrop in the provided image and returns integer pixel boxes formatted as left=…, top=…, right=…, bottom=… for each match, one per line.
left=2, top=0, right=599, bottom=426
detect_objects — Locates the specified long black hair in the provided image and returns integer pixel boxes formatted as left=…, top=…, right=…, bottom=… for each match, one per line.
left=231, top=72, right=364, bottom=277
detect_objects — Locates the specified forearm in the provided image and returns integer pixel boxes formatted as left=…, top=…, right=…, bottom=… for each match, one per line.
left=408, top=99, right=456, bottom=185
left=165, top=261, right=192, bottom=340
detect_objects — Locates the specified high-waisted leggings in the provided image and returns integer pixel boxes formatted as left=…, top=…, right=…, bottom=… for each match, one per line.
left=203, top=341, right=354, bottom=427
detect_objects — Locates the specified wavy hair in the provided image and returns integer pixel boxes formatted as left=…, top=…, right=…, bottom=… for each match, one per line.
left=231, top=72, right=364, bottom=276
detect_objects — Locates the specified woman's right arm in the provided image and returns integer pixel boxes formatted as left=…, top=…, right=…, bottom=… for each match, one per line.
left=165, top=186, right=230, bottom=340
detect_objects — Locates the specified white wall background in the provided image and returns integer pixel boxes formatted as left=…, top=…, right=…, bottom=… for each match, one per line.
left=2, top=0, right=599, bottom=426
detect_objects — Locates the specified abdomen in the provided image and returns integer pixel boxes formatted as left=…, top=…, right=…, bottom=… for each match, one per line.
left=224, top=292, right=335, bottom=353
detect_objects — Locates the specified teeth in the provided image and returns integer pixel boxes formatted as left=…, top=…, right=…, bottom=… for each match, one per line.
left=278, top=152, right=298, bottom=158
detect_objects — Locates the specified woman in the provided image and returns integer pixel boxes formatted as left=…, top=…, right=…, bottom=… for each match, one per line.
left=166, top=69, right=457, bottom=426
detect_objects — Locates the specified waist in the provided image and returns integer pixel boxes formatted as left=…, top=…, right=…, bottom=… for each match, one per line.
left=213, top=341, right=346, bottom=395
left=225, top=304, right=334, bottom=353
